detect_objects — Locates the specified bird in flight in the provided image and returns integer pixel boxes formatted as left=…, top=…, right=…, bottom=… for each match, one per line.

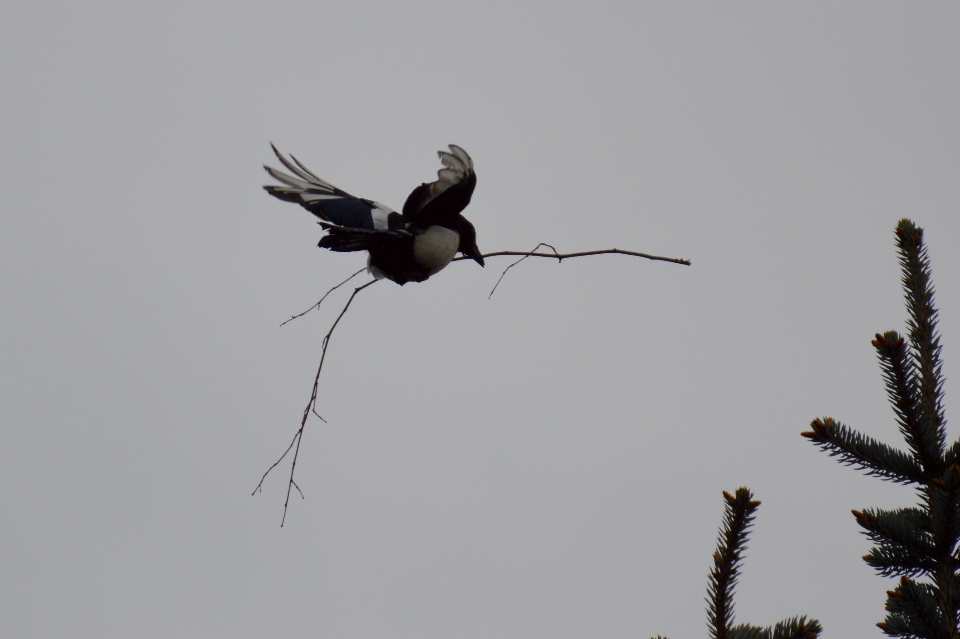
left=264, top=144, right=484, bottom=285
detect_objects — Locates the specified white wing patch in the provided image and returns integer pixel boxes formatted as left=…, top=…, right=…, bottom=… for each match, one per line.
left=371, top=203, right=393, bottom=230
left=421, top=145, right=474, bottom=210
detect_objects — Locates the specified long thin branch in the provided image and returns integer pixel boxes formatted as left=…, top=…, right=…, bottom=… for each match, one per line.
left=455, top=247, right=691, bottom=266
left=454, top=245, right=691, bottom=298
left=280, top=267, right=367, bottom=327
left=253, top=278, right=378, bottom=526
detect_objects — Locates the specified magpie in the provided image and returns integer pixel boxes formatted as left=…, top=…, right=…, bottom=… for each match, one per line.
left=264, top=144, right=484, bottom=285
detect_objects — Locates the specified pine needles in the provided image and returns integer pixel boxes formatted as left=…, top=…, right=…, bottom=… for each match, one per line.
left=707, top=488, right=761, bottom=639
left=803, top=219, right=957, bottom=638
left=707, top=488, right=821, bottom=639
left=655, top=488, right=821, bottom=639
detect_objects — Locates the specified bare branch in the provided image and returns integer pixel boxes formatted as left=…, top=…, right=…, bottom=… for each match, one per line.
left=454, top=246, right=690, bottom=296
left=251, top=429, right=299, bottom=495
left=487, top=243, right=560, bottom=298
left=291, top=480, right=304, bottom=500
left=254, top=278, right=378, bottom=526
left=257, top=242, right=687, bottom=523
left=455, top=247, right=691, bottom=266
left=280, top=267, right=367, bottom=327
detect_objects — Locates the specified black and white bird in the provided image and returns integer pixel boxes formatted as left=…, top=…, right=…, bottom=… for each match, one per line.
left=264, top=144, right=484, bottom=285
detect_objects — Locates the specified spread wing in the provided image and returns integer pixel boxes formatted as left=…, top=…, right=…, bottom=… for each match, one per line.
left=402, top=145, right=476, bottom=228
left=264, top=144, right=402, bottom=231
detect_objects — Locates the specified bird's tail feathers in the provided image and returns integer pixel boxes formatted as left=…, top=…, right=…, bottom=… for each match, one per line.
left=263, top=144, right=351, bottom=216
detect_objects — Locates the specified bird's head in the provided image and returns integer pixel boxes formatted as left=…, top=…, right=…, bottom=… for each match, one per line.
left=457, top=217, right=484, bottom=267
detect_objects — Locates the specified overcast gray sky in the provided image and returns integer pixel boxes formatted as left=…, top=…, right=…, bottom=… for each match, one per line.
left=3, top=2, right=959, bottom=637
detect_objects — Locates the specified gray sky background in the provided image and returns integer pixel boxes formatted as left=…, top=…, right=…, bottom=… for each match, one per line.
left=2, top=2, right=959, bottom=637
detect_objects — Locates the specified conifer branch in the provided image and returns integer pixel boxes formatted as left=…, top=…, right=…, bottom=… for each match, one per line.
left=853, top=508, right=935, bottom=562
left=708, top=488, right=761, bottom=639
left=702, top=489, right=821, bottom=639
left=727, top=618, right=823, bottom=639
left=878, top=577, right=946, bottom=639
left=945, top=440, right=960, bottom=468
left=928, top=465, right=960, bottom=553
left=864, top=544, right=938, bottom=578
left=928, top=469, right=960, bottom=630
left=768, top=617, right=823, bottom=639
left=940, top=465, right=960, bottom=544
left=728, top=625, right=767, bottom=639
left=805, top=220, right=957, bottom=637
left=895, top=220, right=947, bottom=461
left=802, top=418, right=924, bottom=484
left=653, top=488, right=820, bottom=639
left=874, top=331, right=939, bottom=474
left=896, top=219, right=958, bottom=631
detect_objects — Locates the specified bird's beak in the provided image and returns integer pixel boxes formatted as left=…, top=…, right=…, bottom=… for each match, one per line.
left=467, top=244, right=485, bottom=267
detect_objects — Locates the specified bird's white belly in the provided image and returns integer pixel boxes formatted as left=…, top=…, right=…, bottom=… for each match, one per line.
left=413, top=226, right=460, bottom=274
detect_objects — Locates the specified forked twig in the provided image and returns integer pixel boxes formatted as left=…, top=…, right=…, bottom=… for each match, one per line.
left=253, top=278, right=378, bottom=526
left=453, top=246, right=691, bottom=297
left=487, top=243, right=560, bottom=298
left=456, top=247, right=690, bottom=265
left=280, top=267, right=366, bottom=327
left=257, top=242, right=688, bottom=524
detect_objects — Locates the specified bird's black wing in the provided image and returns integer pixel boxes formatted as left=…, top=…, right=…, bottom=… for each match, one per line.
left=401, top=145, right=476, bottom=228
left=264, top=144, right=402, bottom=231
left=317, top=223, right=412, bottom=253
